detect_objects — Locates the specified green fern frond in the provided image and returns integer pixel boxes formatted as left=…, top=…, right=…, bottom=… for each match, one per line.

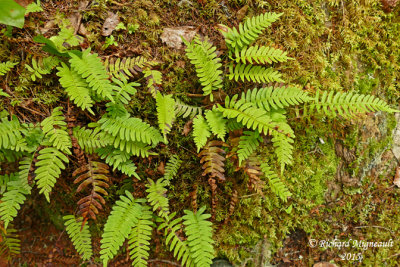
left=41, top=107, right=72, bottom=154
left=128, top=205, right=153, bottom=267
left=69, top=49, right=114, bottom=102
left=237, top=130, right=262, bottom=166
left=183, top=206, right=214, bottom=267
left=18, top=156, right=34, bottom=191
left=63, top=215, right=93, bottom=261
left=156, top=93, right=176, bottom=142
left=100, top=192, right=144, bottom=266
left=0, top=227, right=20, bottom=260
left=96, top=146, right=140, bottom=179
left=241, top=86, right=312, bottom=111
left=0, top=116, right=23, bottom=150
left=111, top=76, right=139, bottom=104
left=234, top=45, right=291, bottom=64
left=163, top=155, right=182, bottom=185
left=144, top=69, right=162, bottom=97
left=34, top=147, right=69, bottom=202
left=108, top=136, right=153, bottom=157
left=220, top=12, right=282, bottom=51
left=0, top=149, right=24, bottom=163
left=0, top=61, right=18, bottom=76
left=0, top=174, right=31, bottom=228
left=271, top=133, right=294, bottom=174
left=57, top=63, right=94, bottom=114
left=105, top=56, right=157, bottom=79
left=158, top=213, right=194, bottom=267
left=184, top=36, right=223, bottom=101
left=218, top=95, right=293, bottom=137
left=228, top=63, right=283, bottom=83
left=307, top=90, right=399, bottom=117
left=25, top=56, right=59, bottom=81
left=175, top=99, right=203, bottom=118
left=98, top=115, right=163, bottom=147
left=226, top=119, right=243, bottom=131
left=205, top=110, right=227, bottom=141
left=146, top=178, right=169, bottom=218
left=259, top=160, right=291, bottom=202
left=0, top=174, right=18, bottom=194
left=73, top=126, right=109, bottom=154
left=193, top=114, right=211, bottom=152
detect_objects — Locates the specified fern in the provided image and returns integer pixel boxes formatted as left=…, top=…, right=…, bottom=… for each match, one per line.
left=237, top=130, right=262, bottom=166
left=228, top=63, right=283, bottom=83
left=107, top=136, right=153, bottom=157
left=146, top=178, right=169, bottom=218
left=234, top=45, right=291, bottom=64
left=128, top=205, right=153, bottom=267
left=259, top=160, right=291, bottom=202
left=25, top=56, right=59, bottom=81
left=96, top=146, right=139, bottom=179
left=175, top=99, right=203, bottom=118
left=35, top=147, right=68, bottom=202
left=163, top=155, right=182, bottom=185
left=63, top=215, right=93, bottom=261
left=220, top=12, right=283, bottom=51
left=184, top=36, right=223, bottom=101
left=241, top=86, right=312, bottom=111
left=41, top=107, right=72, bottom=154
left=73, top=126, right=109, bottom=154
left=100, top=192, right=144, bottom=266
left=105, top=56, right=157, bottom=79
left=144, top=69, right=162, bottom=97
left=205, top=109, right=227, bottom=141
left=0, top=227, right=20, bottom=260
left=199, top=140, right=226, bottom=181
left=271, top=133, right=294, bottom=174
left=57, top=63, right=94, bottom=114
left=69, top=49, right=115, bottom=102
left=192, top=114, right=211, bottom=152
left=307, top=90, right=399, bottom=117
left=0, top=116, right=24, bottom=150
left=156, top=93, right=176, bottom=142
left=0, top=149, right=24, bottom=163
left=0, top=174, right=17, bottom=194
left=182, top=206, right=214, bottom=267
left=111, top=76, right=139, bottom=104
left=0, top=61, right=18, bottom=76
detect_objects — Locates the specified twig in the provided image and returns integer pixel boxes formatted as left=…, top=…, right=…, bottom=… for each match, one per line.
left=354, top=225, right=394, bottom=234
left=147, top=259, right=181, bottom=266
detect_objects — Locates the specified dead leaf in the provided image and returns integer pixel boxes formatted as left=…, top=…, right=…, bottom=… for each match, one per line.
left=182, top=120, right=193, bottom=136
left=313, top=262, right=338, bottom=267
left=102, top=12, right=119, bottom=36
left=236, top=5, right=248, bottom=21
left=161, top=26, right=198, bottom=49
left=394, top=166, right=400, bottom=187
left=157, top=161, right=165, bottom=174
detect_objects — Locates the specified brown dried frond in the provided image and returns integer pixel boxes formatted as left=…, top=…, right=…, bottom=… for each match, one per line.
left=224, top=189, right=238, bottom=225
left=208, top=178, right=218, bottom=220
left=190, top=184, right=198, bottom=212
left=66, top=102, right=86, bottom=166
left=244, top=156, right=265, bottom=195
left=73, top=161, right=110, bottom=226
left=199, top=140, right=227, bottom=181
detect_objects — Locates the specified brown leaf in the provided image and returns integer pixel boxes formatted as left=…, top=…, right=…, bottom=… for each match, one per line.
left=102, top=12, right=120, bottom=36
left=157, top=161, right=165, bottom=174
left=182, top=120, right=193, bottom=136
left=161, top=26, right=198, bottom=49
left=394, top=166, right=400, bottom=187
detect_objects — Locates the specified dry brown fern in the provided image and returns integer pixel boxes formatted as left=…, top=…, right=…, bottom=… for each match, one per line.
left=224, top=189, right=238, bottom=225
left=208, top=178, right=217, bottom=220
left=73, top=161, right=110, bottom=225
left=198, top=140, right=227, bottom=181
left=244, top=156, right=265, bottom=195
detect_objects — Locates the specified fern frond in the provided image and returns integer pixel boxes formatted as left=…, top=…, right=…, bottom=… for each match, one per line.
left=156, top=93, right=176, bottom=142
left=0, top=149, right=24, bottom=163
left=25, top=56, right=59, bottom=81
left=18, top=156, right=34, bottom=191
left=271, top=133, right=294, bottom=174
left=221, top=12, right=282, bottom=51
left=307, top=90, right=399, bottom=117
left=108, top=135, right=153, bottom=157
left=184, top=36, right=223, bottom=101
left=174, top=99, right=203, bottom=118
left=98, top=115, right=163, bottom=146
left=41, top=107, right=72, bottom=154
left=69, top=49, right=114, bottom=102
left=259, top=160, right=291, bottom=202
left=218, top=95, right=293, bottom=137
left=0, top=173, right=31, bottom=228
left=0, top=227, right=20, bottom=260
left=0, top=61, right=18, bottom=76
left=199, top=140, right=226, bottom=181
left=63, top=215, right=93, bottom=261
left=96, top=146, right=139, bottom=179
left=241, top=86, right=312, bottom=111
left=57, top=63, right=94, bottom=114
left=144, top=69, right=162, bottom=97
left=163, top=155, right=182, bottom=185
left=73, top=126, right=109, bottom=154
left=182, top=206, right=214, bottom=267
left=105, top=56, right=157, bottom=79
left=234, top=45, right=291, bottom=64
left=0, top=174, right=18, bottom=195
left=128, top=205, right=153, bottom=267
left=192, top=114, right=211, bottom=152
left=228, top=63, right=283, bottom=83
left=237, top=130, right=262, bottom=166
left=244, top=155, right=265, bottom=195
left=100, top=192, right=144, bottom=266
left=226, top=119, right=243, bottom=131
left=73, top=161, right=110, bottom=221
left=146, top=178, right=169, bottom=218
left=0, top=116, right=23, bottom=150
left=205, top=110, right=227, bottom=141
left=111, top=76, right=139, bottom=104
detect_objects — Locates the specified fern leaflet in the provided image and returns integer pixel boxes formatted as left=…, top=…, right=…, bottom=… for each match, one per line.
left=163, top=155, right=182, bottom=185
left=259, top=161, right=291, bottom=202
left=0, top=227, right=20, bottom=260
left=73, top=126, right=109, bottom=154
left=96, top=146, right=139, bottom=179
left=228, top=63, right=283, bottom=83
left=175, top=99, right=203, bottom=118
left=146, top=178, right=169, bottom=218
left=0, top=116, right=23, bottom=150
left=234, top=45, right=291, bottom=64
left=205, top=109, right=227, bottom=141
left=237, top=130, right=262, bottom=166
left=192, top=114, right=211, bottom=152
left=156, top=93, right=176, bottom=142
left=63, top=215, right=93, bottom=261
left=0, top=61, right=18, bottom=76
left=41, top=107, right=72, bottom=154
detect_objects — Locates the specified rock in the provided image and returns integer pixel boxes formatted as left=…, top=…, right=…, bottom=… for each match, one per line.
left=313, top=262, right=338, bottom=267
left=392, top=113, right=400, bottom=161
left=211, top=259, right=233, bottom=267
left=102, top=12, right=119, bottom=36
left=160, top=26, right=197, bottom=49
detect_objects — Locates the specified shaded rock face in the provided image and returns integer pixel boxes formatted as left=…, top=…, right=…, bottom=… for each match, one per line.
left=391, top=113, right=400, bottom=162
left=211, top=259, right=234, bottom=267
